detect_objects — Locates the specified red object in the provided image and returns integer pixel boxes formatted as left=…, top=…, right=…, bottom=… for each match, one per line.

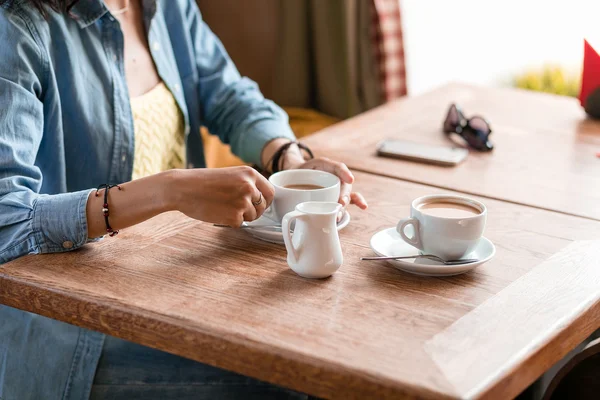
left=579, top=40, right=600, bottom=107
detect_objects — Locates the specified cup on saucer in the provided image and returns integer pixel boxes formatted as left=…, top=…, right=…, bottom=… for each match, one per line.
left=264, top=170, right=341, bottom=223
left=367, top=194, right=493, bottom=277
left=241, top=170, right=347, bottom=244
left=396, top=194, right=487, bottom=260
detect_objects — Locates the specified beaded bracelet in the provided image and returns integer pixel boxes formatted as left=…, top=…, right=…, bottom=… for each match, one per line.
left=270, top=141, right=314, bottom=173
left=95, top=183, right=122, bottom=237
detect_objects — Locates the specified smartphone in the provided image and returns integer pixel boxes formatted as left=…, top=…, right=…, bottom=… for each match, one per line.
left=376, top=139, right=468, bottom=166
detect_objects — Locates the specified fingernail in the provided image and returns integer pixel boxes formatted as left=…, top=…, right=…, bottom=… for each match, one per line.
left=342, top=195, right=350, bottom=205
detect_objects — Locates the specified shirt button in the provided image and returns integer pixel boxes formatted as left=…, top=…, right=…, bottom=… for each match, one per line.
left=152, top=42, right=160, bottom=51
left=174, top=83, right=181, bottom=93
left=62, top=241, right=74, bottom=249
left=121, top=153, right=127, bottom=163
left=108, top=16, right=114, bottom=21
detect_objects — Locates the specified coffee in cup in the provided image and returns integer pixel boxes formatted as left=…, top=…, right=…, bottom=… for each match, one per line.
left=397, top=194, right=486, bottom=260
left=283, top=184, right=325, bottom=190
left=266, top=170, right=340, bottom=222
left=417, top=201, right=481, bottom=218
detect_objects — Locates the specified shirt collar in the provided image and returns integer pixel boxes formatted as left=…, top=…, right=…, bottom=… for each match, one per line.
left=69, top=0, right=108, bottom=28
left=69, top=0, right=158, bottom=29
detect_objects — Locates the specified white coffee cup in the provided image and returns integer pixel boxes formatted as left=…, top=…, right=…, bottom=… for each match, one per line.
left=266, top=170, right=340, bottom=222
left=397, top=194, right=487, bottom=260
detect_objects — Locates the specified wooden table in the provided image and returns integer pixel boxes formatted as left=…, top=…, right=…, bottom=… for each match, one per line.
left=303, top=83, right=600, bottom=221
left=2, top=172, right=599, bottom=399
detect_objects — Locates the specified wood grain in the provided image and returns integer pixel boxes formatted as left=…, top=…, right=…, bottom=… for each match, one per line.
left=1, top=172, right=599, bottom=399
left=303, top=83, right=600, bottom=220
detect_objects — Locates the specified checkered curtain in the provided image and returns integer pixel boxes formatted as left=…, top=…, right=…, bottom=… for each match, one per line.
left=371, top=0, right=408, bottom=100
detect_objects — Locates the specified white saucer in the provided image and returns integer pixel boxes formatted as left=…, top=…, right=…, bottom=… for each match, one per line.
left=369, top=227, right=495, bottom=276
left=243, top=211, right=351, bottom=245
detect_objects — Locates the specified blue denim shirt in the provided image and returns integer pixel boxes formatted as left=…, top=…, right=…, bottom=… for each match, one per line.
left=0, top=0, right=294, bottom=398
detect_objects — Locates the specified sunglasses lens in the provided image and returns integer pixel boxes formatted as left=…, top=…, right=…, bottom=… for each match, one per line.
left=443, top=104, right=461, bottom=133
left=463, top=129, right=494, bottom=151
left=468, top=116, right=490, bottom=133
left=467, top=117, right=493, bottom=151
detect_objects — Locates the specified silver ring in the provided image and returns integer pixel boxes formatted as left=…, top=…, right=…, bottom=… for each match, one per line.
left=252, top=193, right=263, bottom=206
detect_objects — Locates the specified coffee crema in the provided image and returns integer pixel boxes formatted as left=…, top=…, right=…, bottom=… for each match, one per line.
left=417, top=201, right=481, bottom=218
left=283, top=184, right=325, bottom=190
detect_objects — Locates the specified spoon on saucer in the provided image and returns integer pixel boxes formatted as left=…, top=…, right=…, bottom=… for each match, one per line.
left=213, top=223, right=283, bottom=232
left=360, top=254, right=479, bottom=265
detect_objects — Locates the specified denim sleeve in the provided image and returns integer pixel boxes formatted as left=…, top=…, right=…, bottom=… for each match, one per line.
left=183, top=0, right=296, bottom=167
left=0, top=8, right=92, bottom=264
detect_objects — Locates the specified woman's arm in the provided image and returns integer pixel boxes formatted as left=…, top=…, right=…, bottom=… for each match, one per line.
left=183, top=1, right=295, bottom=168
left=0, top=10, right=274, bottom=264
left=179, top=3, right=367, bottom=211
left=85, top=172, right=174, bottom=239
left=86, top=167, right=274, bottom=238
left=0, top=10, right=92, bottom=263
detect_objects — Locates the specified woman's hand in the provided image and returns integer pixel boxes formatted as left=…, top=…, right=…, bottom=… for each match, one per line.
left=170, top=166, right=274, bottom=227
left=260, top=138, right=368, bottom=219
left=290, top=157, right=368, bottom=214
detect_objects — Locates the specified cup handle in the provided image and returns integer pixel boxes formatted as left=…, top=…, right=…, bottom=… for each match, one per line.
left=396, top=218, right=423, bottom=250
left=282, top=211, right=303, bottom=264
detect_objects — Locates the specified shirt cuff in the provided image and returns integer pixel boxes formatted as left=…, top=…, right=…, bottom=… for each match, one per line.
left=32, top=189, right=93, bottom=253
left=239, top=119, right=296, bottom=167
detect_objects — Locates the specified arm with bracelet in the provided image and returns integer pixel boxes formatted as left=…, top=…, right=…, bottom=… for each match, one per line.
left=0, top=3, right=279, bottom=261
left=0, top=0, right=366, bottom=264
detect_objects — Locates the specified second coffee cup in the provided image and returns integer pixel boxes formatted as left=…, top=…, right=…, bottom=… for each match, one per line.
left=266, top=170, right=341, bottom=222
left=397, top=194, right=487, bottom=260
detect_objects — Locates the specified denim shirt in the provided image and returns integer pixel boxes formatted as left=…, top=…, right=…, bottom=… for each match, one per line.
left=0, top=0, right=294, bottom=398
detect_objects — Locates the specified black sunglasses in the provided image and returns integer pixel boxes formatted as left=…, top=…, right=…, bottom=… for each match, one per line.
left=443, top=104, right=494, bottom=152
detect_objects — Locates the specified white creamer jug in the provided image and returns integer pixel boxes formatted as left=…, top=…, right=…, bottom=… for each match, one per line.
left=281, top=202, right=343, bottom=279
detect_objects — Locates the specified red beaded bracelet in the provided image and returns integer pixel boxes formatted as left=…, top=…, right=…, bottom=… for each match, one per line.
left=95, top=183, right=122, bottom=237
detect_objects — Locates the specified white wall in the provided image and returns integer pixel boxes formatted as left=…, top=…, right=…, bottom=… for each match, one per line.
left=400, top=0, right=600, bottom=95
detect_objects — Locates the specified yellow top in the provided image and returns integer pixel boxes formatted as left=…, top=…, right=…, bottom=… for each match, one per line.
left=130, top=82, right=185, bottom=181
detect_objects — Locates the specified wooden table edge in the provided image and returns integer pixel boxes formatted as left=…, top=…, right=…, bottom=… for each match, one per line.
left=0, top=273, right=456, bottom=400
left=476, top=298, right=600, bottom=399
